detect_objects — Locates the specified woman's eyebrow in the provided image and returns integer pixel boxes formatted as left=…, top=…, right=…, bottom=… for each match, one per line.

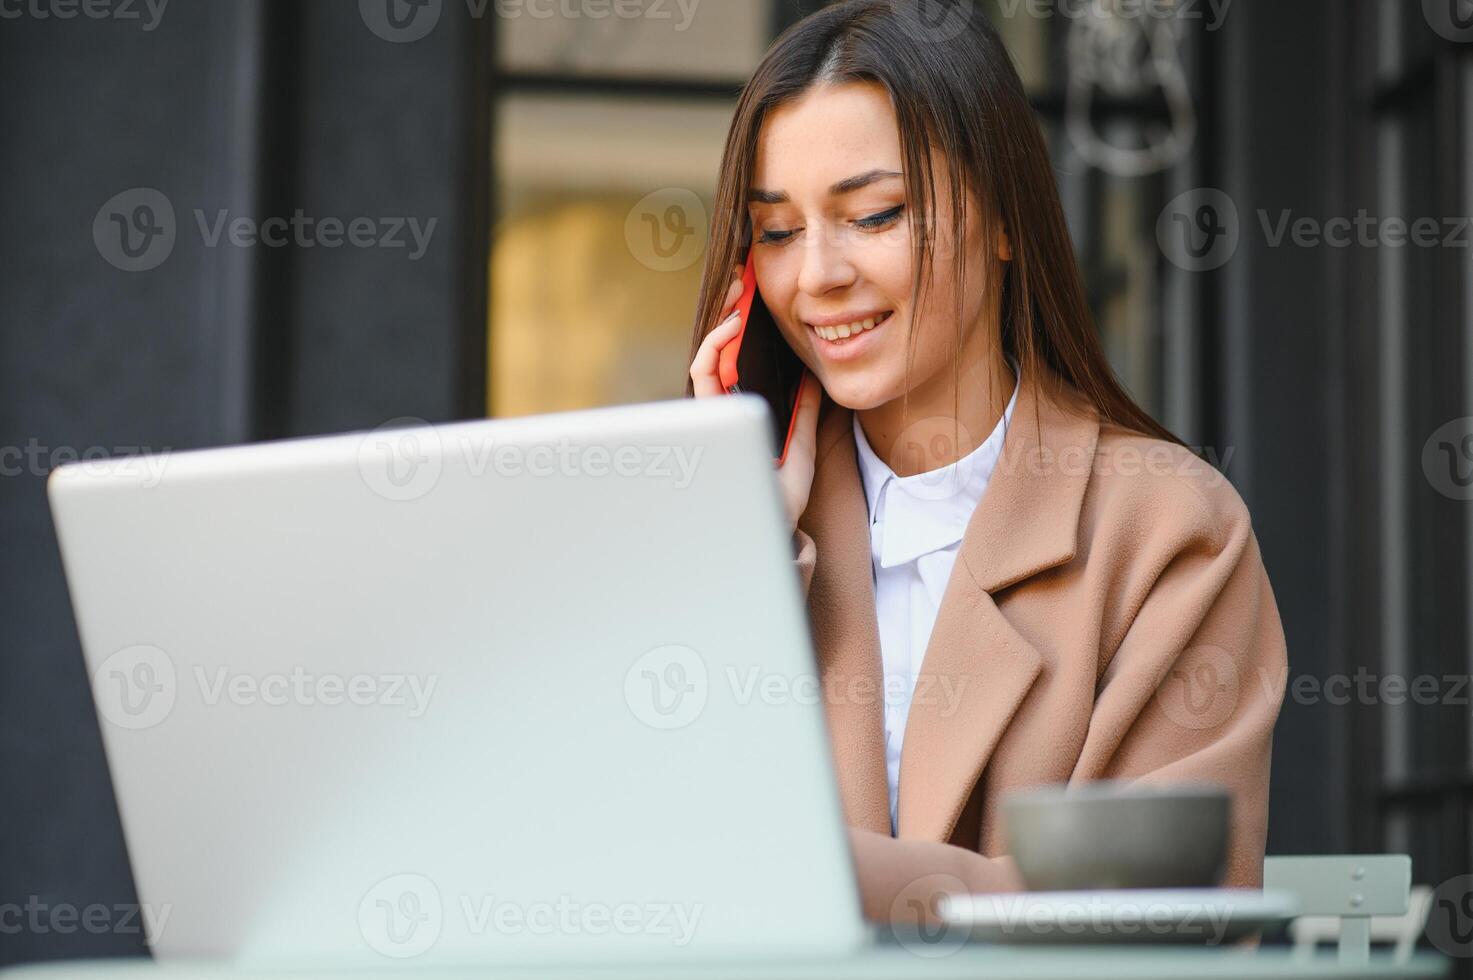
left=747, top=168, right=903, bottom=204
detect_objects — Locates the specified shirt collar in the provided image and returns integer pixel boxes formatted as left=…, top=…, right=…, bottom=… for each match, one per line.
left=852, top=364, right=1021, bottom=568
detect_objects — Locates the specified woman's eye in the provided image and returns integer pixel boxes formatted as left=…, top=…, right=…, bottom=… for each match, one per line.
left=855, top=204, right=905, bottom=229
left=756, top=205, right=903, bottom=245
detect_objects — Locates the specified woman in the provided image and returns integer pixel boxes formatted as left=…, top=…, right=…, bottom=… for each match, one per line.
left=686, top=0, right=1287, bottom=924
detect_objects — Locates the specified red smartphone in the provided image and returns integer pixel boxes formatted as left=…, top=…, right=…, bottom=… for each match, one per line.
left=716, top=253, right=807, bottom=465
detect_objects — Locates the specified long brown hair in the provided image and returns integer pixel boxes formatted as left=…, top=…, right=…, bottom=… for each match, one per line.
left=683, top=0, right=1182, bottom=447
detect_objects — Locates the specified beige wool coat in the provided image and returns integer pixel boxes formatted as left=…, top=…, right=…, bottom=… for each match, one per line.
left=790, top=364, right=1288, bottom=923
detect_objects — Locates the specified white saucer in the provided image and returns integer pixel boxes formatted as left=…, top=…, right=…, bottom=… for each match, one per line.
left=939, top=888, right=1300, bottom=945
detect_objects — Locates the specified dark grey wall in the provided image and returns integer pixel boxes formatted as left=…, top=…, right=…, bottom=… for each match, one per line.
left=0, top=2, right=487, bottom=966
left=280, top=2, right=489, bottom=436
left=1, top=4, right=250, bottom=966
left=1205, top=0, right=1345, bottom=855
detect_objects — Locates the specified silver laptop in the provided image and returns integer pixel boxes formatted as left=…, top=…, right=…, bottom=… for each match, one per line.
left=48, top=395, right=866, bottom=968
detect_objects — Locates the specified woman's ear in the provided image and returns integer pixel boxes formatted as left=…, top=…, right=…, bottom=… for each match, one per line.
left=997, top=229, right=1013, bottom=262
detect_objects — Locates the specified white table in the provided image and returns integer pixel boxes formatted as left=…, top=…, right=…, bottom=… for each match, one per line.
left=0, top=947, right=1450, bottom=980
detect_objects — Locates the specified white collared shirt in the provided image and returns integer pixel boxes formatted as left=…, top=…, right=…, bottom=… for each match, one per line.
left=851, top=371, right=1020, bottom=835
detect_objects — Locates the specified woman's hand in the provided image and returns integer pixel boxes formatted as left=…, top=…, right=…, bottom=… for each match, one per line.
left=689, top=265, right=822, bottom=535
left=687, top=267, right=747, bottom=399
left=776, top=368, right=821, bottom=534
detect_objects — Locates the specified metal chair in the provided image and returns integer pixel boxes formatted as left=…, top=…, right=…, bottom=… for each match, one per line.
left=1262, top=855, right=1424, bottom=965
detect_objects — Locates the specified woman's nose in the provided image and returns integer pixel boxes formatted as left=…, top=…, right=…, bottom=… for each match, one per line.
left=796, top=226, right=858, bottom=298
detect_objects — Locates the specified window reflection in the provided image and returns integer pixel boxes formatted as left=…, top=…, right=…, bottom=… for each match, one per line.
left=490, top=94, right=732, bottom=416
left=497, top=1, right=766, bottom=79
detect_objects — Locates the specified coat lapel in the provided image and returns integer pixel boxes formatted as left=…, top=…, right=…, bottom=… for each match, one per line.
left=799, top=366, right=1101, bottom=843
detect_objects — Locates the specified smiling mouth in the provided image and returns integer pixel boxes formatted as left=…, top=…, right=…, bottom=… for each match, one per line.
left=806, top=310, right=893, bottom=343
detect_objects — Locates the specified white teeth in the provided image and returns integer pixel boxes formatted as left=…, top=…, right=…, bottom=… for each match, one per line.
left=811, top=313, right=888, bottom=342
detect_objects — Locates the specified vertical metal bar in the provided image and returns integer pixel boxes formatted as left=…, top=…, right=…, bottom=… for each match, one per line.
left=1464, top=29, right=1473, bottom=788
left=1217, top=0, right=1252, bottom=502
left=1338, top=917, right=1372, bottom=966
left=1322, top=0, right=1353, bottom=857
left=200, top=0, right=268, bottom=447
left=248, top=0, right=303, bottom=441
left=459, top=3, right=494, bottom=419
left=1161, top=17, right=1202, bottom=443
left=1377, top=104, right=1410, bottom=826
left=1455, top=47, right=1473, bottom=924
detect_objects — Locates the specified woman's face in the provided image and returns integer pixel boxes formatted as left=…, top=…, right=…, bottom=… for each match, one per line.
left=747, top=80, right=998, bottom=413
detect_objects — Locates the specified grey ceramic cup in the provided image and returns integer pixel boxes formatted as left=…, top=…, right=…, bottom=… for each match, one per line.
left=1001, top=781, right=1231, bottom=891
